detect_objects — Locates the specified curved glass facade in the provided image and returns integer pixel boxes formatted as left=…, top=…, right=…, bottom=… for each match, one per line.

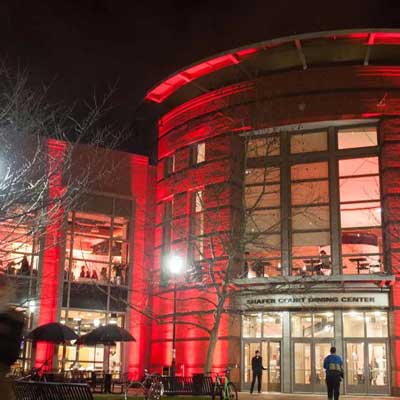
left=243, top=125, right=383, bottom=277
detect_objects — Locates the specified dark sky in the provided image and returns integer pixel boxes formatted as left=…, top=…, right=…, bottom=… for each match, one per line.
left=0, top=0, right=399, bottom=156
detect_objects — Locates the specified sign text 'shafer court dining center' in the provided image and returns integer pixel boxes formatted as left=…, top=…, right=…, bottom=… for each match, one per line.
left=145, top=29, right=400, bottom=396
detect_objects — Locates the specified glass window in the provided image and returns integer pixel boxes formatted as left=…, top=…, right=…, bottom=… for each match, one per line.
left=338, top=157, right=379, bottom=177
left=245, top=164, right=281, bottom=277
left=291, top=162, right=328, bottom=181
left=245, top=184, right=280, bottom=209
left=291, top=162, right=330, bottom=276
left=263, top=313, right=283, bottom=337
left=339, top=157, right=383, bottom=274
left=247, top=136, right=280, bottom=158
left=79, top=194, right=113, bottom=215
left=366, top=312, right=388, bottom=337
left=291, top=313, right=312, bottom=337
left=58, top=310, right=124, bottom=372
left=246, top=209, right=281, bottom=234
left=313, top=312, right=334, bottom=337
left=291, top=131, right=328, bottom=153
left=243, top=313, right=262, bottom=337
left=194, top=191, right=204, bottom=213
left=161, top=200, right=173, bottom=282
left=368, top=343, right=388, bottom=386
left=343, top=312, right=365, bottom=337
left=294, top=343, right=312, bottom=384
left=292, top=206, right=330, bottom=230
left=66, top=211, right=112, bottom=283
left=190, top=191, right=205, bottom=264
left=245, top=234, right=281, bottom=278
left=195, top=142, right=206, bottom=164
left=245, top=167, right=280, bottom=185
left=65, top=196, right=133, bottom=287
left=291, top=313, right=334, bottom=337
left=346, top=342, right=365, bottom=384
left=164, top=155, right=175, bottom=177
left=291, top=181, right=329, bottom=205
left=338, top=126, right=378, bottom=149
left=0, top=204, right=40, bottom=282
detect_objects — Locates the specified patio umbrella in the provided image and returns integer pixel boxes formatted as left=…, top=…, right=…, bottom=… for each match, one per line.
left=27, top=322, right=79, bottom=343
left=78, top=324, right=135, bottom=381
left=77, top=324, right=135, bottom=345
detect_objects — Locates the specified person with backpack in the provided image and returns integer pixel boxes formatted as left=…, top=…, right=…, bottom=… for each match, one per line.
left=323, top=346, right=344, bottom=400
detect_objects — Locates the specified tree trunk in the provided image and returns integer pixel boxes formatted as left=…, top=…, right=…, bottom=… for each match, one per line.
left=204, top=298, right=225, bottom=374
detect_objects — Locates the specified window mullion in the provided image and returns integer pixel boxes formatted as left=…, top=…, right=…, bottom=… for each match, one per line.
left=328, top=127, right=341, bottom=275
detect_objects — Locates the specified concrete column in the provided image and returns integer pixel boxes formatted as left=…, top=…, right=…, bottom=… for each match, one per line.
left=334, top=310, right=344, bottom=394
left=282, top=311, right=291, bottom=392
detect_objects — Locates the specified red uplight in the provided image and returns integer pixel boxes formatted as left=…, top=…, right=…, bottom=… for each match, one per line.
left=145, top=50, right=258, bottom=103
left=145, top=31, right=400, bottom=104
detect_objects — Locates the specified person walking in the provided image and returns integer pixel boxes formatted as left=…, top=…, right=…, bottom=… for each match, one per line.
left=250, top=350, right=265, bottom=394
left=323, top=346, right=344, bottom=400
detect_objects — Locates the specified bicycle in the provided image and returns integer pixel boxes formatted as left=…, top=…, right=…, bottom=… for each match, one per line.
left=211, top=368, right=238, bottom=400
left=124, top=369, right=164, bottom=400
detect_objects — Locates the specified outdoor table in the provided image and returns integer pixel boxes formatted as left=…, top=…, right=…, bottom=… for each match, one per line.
left=302, top=258, right=321, bottom=274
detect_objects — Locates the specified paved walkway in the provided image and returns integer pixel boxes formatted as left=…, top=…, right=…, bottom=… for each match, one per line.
left=239, top=392, right=399, bottom=399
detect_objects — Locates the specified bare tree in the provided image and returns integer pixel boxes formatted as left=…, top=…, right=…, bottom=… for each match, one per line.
left=0, top=63, right=126, bottom=305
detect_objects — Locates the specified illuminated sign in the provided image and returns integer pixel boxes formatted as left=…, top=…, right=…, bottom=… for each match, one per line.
left=241, top=292, right=389, bottom=309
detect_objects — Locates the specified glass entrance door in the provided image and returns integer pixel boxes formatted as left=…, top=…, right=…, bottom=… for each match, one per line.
left=293, top=341, right=332, bottom=392
left=345, top=341, right=389, bottom=394
left=243, top=341, right=281, bottom=392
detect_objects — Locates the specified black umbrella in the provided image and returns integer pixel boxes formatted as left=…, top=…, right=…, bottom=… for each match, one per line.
left=78, top=324, right=135, bottom=345
left=27, top=322, right=79, bottom=343
left=77, top=324, right=135, bottom=376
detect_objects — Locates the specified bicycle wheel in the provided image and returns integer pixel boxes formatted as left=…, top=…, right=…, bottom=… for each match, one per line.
left=148, top=381, right=163, bottom=400
left=225, top=382, right=238, bottom=400
left=211, top=383, right=222, bottom=400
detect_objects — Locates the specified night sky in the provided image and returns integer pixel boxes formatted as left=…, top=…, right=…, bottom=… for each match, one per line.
left=0, top=0, right=399, bottom=157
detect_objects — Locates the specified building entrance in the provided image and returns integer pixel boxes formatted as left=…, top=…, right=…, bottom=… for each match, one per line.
left=293, top=341, right=332, bottom=393
left=243, top=341, right=281, bottom=392
left=345, top=340, right=389, bottom=395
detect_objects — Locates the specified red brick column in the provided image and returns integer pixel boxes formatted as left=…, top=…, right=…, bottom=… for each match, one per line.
left=381, top=118, right=400, bottom=395
left=35, top=139, right=66, bottom=369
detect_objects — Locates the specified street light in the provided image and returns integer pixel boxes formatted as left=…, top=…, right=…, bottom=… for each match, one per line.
left=167, top=254, right=183, bottom=377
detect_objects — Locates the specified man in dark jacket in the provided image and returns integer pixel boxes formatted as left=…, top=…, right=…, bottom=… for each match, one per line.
left=323, top=346, right=344, bottom=400
left=250, top=350, right=265, bottom=394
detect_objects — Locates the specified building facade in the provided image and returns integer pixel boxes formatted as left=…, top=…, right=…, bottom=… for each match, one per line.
left=146, top=29, right=400, bottom=395
left=5, top=140, right=155, bottom=380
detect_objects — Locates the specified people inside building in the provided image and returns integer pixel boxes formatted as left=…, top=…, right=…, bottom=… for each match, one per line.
left=19, top=256, right=30, bottom=275
left=315, top=250, right=331, bottom=275
left=100, top=267, right=108, bottom=282
left=113, top=263, right=123, bottom=285
left=242, top=251, right=250, bottom=278
left=91, top=269, right=99, bottom=280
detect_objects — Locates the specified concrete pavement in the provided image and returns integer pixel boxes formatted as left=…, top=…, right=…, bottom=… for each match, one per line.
left=239, top=392, right=400, bottom=399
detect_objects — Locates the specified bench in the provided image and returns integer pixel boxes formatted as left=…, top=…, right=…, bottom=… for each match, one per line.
left=161, top=375, right=214, bottom=396
left=13, top=381, right=93, bottom=400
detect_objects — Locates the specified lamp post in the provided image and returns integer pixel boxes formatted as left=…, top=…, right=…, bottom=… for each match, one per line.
left=167, top=255, right=183, bottom=377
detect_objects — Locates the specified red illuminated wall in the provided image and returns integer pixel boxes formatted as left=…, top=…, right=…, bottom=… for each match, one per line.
left=31, top=141, right=156, bottom=377
left=35, top=139, right=66, bottom=369
left=126, top=155, right=156, bottom=379
left=152, top=51, right=400, bottom=390
left=380, top=118, right=400, bottom=395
